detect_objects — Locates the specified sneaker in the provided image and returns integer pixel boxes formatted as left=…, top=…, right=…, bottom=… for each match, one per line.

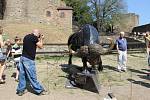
left=82, top=69, right=90, bottom=74
left=118, top=69, right=122, bottom=72
left=0, top=79, right=5, bottom=84
left=70, top=80, right=77, bottom=86
left=147, top=73, right=150, bottom=76
left=122, top=69, right=127, bottom=72
left=38, top=90, right=48, bottom=95
left=16, top=91, right=25, bottom=96
left=15, top=79, right=19, bottom=82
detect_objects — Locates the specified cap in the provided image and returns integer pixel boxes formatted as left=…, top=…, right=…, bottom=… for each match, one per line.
left=15, top=36, right=21, bottom=41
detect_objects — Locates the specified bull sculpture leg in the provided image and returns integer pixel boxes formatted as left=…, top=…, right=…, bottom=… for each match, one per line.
left=82, top=57, right=88, bottom=71
left=68, top=44, right=73, bottom=65
left=98, top=56, right=103, bottom=71
left=68, top=53, right=72, bottom=65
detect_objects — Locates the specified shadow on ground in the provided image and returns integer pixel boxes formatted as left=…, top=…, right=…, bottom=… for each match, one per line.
left=102, top=65, right=148, bottom=75
left=103, top=65, right=118, bottom=72
left=127, top=78, right=150, bottom=88
left=128, top=68, right=147, bottom=74
left=137, top=74, right=150, bottom=80
left=141, top=68, right=150, bottom=72
left=60, top=64, right=100, bottom=94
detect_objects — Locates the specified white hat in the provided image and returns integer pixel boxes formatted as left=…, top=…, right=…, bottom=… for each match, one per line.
left=120, top=31, right=125, bottom=35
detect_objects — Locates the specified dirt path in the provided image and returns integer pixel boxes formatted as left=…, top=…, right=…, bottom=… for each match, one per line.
left=0, top=53, right=150, bottom=100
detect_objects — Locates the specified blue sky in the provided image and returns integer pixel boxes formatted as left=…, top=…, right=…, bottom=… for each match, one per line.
left=127, top=0, right=150, bottom=26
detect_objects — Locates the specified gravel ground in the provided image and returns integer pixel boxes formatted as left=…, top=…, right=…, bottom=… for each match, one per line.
left=0, top=53, right=150, bottom=100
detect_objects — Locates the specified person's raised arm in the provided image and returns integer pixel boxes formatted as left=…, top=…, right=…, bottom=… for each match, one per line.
left=145, top=38, right=150, bottom=55
left=36, top=35, right=44, bottom=49
left=116, top=40, right=119, bottom=53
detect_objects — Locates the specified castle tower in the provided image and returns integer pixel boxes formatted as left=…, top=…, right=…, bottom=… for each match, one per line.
left=4, top=0, right=27, bottom=21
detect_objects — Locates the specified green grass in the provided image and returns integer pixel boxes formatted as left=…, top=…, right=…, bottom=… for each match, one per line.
left=35, top=53, right=149, bottom=94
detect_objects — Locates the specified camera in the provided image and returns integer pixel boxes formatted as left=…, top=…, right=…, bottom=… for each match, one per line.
left=38, top=34, right=42, bottom=38
left=38, top=34, right=44, bottom=39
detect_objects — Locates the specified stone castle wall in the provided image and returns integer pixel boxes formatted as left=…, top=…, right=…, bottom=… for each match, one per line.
left=124, top=13, right=139, bottom=32
left=115, top=13, right=139, bottom=33
left=3, top=0, right=67, bottom=22
left=0, top=0, right=73, bottom=43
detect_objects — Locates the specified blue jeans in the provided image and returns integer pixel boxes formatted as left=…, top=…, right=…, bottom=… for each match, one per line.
left=17, top=56, right=44, bottom=94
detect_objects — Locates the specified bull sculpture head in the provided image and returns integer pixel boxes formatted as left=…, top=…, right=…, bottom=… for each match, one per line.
left=68, top=24, right=114, bottom=72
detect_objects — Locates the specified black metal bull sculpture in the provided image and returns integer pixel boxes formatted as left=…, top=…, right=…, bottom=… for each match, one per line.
left=68, top=24, right=114, bottom=72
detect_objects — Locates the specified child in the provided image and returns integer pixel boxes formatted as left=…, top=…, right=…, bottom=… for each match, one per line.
left=5, top=39, right=13, bottom=63
left=11, top=36, right=22, bottom=81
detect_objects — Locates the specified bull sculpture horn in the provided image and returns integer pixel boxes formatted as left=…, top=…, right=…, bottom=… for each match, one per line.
left=88, top=38, right=114, bottom=55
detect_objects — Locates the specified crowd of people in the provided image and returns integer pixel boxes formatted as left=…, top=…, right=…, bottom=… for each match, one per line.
left=0, top=26, right=149, bottom=96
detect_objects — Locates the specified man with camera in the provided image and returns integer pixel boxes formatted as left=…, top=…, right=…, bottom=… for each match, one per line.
left=16, top=29, right=47, bottom=96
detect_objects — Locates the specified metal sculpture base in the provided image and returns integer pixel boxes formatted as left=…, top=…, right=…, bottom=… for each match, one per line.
left=65, top=67, right=100, bottom=93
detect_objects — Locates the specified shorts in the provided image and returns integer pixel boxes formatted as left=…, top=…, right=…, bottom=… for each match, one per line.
left=0, top=53, right=6, bottom=63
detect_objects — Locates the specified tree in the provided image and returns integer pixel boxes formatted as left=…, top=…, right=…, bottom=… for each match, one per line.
left=0, top=0, right=6, bottom=19
left=89, top=0, right=127, bottom=33
left=64, top=0, right=93, bottom=27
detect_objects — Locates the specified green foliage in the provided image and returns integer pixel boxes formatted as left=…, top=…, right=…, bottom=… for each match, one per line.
left=89, top=0, right=127, bottom=33
left=2, top=33, right=9, bottom=41
left=64, top=0, right=127, bottom=33
left=64, top=0, right=93, bottom=26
